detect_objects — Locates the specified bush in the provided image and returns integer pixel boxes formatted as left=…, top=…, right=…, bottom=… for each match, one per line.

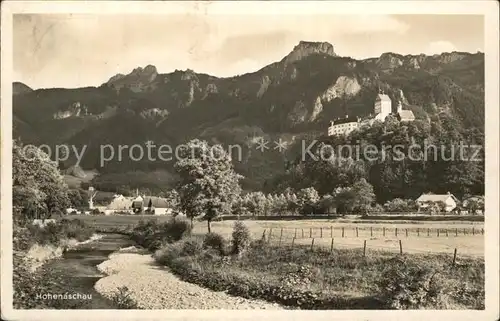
left=377, top=256, right=447, bottom=309
left=231, top=221, right=251, bottom=256
left=181, top=238, right=204, bottom=256
left=154, top=236, right=204, bottom=265
left=110, top=286, right=138, bottom=309
left=203, top=232, right=226, bottom=255
left=20, top=219, right=96, bottom=249
left=131, top=217, right=192, bottom=250
left=164, top=218, right=192, bottom=241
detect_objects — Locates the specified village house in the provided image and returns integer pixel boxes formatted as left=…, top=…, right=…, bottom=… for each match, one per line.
left=89, top=191, right=171, bottom=215
left=416, top=192, right=460, bottom=213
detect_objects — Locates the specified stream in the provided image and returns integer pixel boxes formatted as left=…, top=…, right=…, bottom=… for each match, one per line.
left=38, top=233, right=135, bottom=309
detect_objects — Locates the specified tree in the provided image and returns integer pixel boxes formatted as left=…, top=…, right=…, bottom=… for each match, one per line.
left=383, top=198, right=416, bottom=213
left=297, top=187, right=320, bottom=215
left=67, top=189, right=88, bottom=208
left=332, top=179, right=375, bottom=214
left=174, top=139, right=243, bottom=232
left=241, top=192, right=265, bottom=216
left=332, top=187, right=354, bottom=214
left=316, top=194, right=336, bottom=214
left=350, top=179, right=375, bottom=214
left=13, top=140, right=70, bottom=221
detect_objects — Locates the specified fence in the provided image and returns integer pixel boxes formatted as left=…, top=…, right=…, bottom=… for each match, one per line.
left=262, top=233, right=478, bottom=263
left=262, top=226, right=484, bottom=240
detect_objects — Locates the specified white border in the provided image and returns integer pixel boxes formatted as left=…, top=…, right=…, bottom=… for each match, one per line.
left=1, top=1, right=499, bottom=320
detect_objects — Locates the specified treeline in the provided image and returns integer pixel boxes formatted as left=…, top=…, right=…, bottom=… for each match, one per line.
left=267, top=112, right=484, bottom=204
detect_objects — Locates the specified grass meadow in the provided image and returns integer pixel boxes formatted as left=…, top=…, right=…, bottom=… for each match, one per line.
left=68, top=214, right=484, bottom=257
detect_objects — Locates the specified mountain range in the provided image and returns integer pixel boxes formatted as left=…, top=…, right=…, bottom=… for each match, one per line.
left=12, top=41, right=485, bottom=193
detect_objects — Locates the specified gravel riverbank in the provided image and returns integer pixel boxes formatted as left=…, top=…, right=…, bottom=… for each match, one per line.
left=94, top=246, right=284, bottom=309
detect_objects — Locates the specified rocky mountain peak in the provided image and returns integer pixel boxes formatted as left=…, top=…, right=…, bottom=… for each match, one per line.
left=106, top=65, right=159, bottom=92
left=283, top=41, right=337, bottom=64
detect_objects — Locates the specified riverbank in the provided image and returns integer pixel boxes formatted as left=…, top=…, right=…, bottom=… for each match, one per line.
left=13, top=233, right=135, bottom=309
left=94, top=246, right=284, bottom=309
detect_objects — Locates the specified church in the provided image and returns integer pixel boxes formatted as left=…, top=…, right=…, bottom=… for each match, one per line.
left=327, top=91, right=415, bottom=136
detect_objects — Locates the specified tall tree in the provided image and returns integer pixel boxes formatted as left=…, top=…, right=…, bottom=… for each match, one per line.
left=13, top=140, right=70, bottom=221
left=174, top=139, right=243, bottom=232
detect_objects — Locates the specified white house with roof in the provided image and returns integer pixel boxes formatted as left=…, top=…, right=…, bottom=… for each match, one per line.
left=416, top=192, right=460, bottom=213
left=327, top=115, right=360, bottom=136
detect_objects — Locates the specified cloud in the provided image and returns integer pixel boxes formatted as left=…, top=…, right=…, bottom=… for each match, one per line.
left=425, top=41, right=458, bottom=55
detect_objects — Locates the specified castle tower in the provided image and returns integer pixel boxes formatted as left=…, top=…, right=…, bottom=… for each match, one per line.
left=374, top=93, right=392, bottom=121
left=396, top=100, right=403, bottom=113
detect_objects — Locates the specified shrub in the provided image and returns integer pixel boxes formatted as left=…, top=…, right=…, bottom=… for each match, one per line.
left=21, top=219, right=96, bottom=248
left=377, top=256, right=447, bottom=309
left=181, top=238, right=204, bottom=256
left=164, top=218, right=192, bottom=241
left=231, top=221, right=251, bottom=256
left=154, top=236, right=204, bottom=265
left=110, top=286, right=138, bottom=309
left=131, top=217, right=192, bottom=250
left=203, top=232, right=226, bottom=255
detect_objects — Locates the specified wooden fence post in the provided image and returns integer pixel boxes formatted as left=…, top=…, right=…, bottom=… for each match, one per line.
left=331, top=226, right=333, bottom=237
left=455, top=228, right=458, bottom=236
left=472, top=227, right=475, bottom=236
left=463, top=228, right=466, bottom=235
left=383, top=227, right=386, bottom=237
left=395, top=227, right=398, bottom=237
left=399, top=239, right=403, bottom=255
left=370, top=226, right=373, bottom=237
left=309, top=228, right=312, bottom=238
left=427, top=228, right=430, bottom=236
left=291, top=237, right=295, bottom=249
left=417, top=228, right=420, bottom=236
left=481, top=228, right=484, bottom=235
left=280, top=228, right=283, bottom=240
left=321, top=227, right=323, bottom=238
left=342, top=227, right=345, bottom=238
left=278, top=233, right=283, bottom=247
left=330, top=238, right=334, bottom=252
left=302, top=228, right=304, bottom=238
left=452, top=248, right=457, bottom=266
left=356, top=227, right=359, bottom=237
left=262, top=229, right=266, bottom=240
left=269, top=228, right=273, bottom=239
left=405, top=228, right=408, bottom=237
left=311, top=238, right=315, bottom=251
left=363, top=240, right=367, bottom=257
left=437, top=229, right=440, bottom=237
left=445, top=229, right=448, bottom=237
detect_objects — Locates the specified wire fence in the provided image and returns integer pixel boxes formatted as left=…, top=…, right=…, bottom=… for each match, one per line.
left=262, top=225, right=484, bottom=240
left=262, top=233, right=481, bottom=261
left=258, top=225, right=484, bottom=259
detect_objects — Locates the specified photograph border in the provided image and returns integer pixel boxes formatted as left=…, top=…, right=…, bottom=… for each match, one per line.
left=1, top=1, right=499, bottom=320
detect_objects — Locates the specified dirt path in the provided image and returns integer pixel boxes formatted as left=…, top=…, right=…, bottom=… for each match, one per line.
left=94, top=247, right=283, bottom=309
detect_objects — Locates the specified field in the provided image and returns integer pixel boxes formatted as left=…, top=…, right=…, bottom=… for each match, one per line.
left=67, top=215, right=485, bottom=258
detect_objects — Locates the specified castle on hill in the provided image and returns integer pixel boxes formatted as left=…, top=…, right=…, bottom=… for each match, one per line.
left=327, top=91, right=415, bottom=137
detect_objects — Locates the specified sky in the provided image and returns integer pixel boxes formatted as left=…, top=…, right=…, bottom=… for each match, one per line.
left=13, top=14, right=484, bottom=89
